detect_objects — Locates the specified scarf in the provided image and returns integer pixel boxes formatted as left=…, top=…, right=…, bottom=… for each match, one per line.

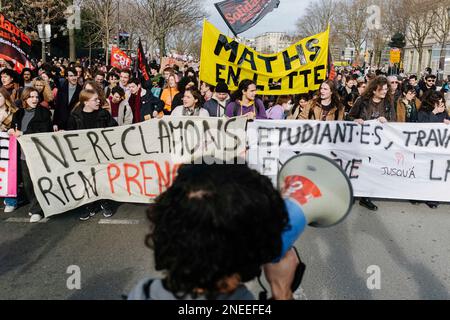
left=129, top=88, right=142, bottom=123
left=182, top=106, right=201, bottom=116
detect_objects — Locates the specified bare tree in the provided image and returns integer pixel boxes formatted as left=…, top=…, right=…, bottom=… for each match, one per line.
left=136, top=0, right=207, bottom=63
left=404, top=0, right=436, bottom=72
left=81, top=0, right=116, bottom=65
left=13, top=0, right=70, bottom=62
left=430, top=1, right=450, bottom=77
left=167, top=23, right=202, bottom=56
left=295, top=0, right=336, bottom=38
left=334, top=0, right=371, bottom=66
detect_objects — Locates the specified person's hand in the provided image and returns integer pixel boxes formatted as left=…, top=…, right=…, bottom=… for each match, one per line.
left=8, top=129, right=22, bottom=138
left=444, top=119, right=450, bottom=125
left=246, top=112, right=256, bottom=120
left=354, top=118, right=364, bottom=125
left=53, top=125, right=59, bottom=132
left=152, top=111, right=158, bottom=118
left=377, top=116, right=388, bottom=123
left=263, top=248, right=299, bottom=300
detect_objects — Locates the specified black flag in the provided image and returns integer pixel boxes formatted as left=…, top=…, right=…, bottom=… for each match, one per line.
left=214, top=0, right=280, bottom=36
left=137, top=39, right=151, bottom=82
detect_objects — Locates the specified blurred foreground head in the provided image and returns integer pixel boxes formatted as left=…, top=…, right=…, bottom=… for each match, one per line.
left=146, top=161, right=288, bottom=299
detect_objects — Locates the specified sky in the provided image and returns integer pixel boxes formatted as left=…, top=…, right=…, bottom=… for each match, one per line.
left=204, top=0, right=311, bottom=38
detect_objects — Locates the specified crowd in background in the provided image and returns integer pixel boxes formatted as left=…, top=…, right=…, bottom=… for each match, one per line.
left=1, top=56, right=450, bottom=222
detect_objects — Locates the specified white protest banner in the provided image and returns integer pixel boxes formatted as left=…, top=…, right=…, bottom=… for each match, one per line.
left=248, top=120, right=450, bottom=202
left=18, top=117, right=247, bottom=217
left=0, top=132, right=18, bottom=197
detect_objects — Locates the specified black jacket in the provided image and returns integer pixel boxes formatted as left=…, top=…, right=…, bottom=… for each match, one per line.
left=140, top=89, right=164, bottom=120
left=348, top=96, right=396, bottom=121
left=67, top=107, right=118, bottom=130
left=418, top=110, right=450, bottom=123
left=53, top=81, right=82, bottom=130
left=11, top=106, right=53, bottom=134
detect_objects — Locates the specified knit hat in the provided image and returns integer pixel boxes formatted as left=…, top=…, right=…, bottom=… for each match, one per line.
left=215, top=81, right=229, bottom=94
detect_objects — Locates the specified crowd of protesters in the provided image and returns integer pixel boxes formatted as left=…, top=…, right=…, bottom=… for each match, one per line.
left=1, top=55, right=450, bottom=222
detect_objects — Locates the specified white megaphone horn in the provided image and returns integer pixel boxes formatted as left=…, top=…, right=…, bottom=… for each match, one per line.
left=277, top=153, right=354, bottom=259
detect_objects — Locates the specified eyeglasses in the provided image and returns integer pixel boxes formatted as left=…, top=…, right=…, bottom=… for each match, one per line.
left=427, top=79, right=436, bottom=83
left=390, top=81, right=398, bottom=84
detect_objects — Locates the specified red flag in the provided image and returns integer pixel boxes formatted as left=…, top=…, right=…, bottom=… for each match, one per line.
left=110, top=46, right=132, bottom=70
left=0, top=13, right=34, bottom=73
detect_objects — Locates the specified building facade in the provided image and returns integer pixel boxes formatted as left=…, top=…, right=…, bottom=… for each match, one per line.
left=403, top=36, right=450, bottom=77
left=253, top=32, right=292, bottom=54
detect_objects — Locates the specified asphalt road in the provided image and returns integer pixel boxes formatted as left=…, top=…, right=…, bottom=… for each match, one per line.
left=0, top=199, right=449, bottom=300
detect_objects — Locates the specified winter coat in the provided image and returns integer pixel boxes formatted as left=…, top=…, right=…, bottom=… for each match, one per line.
left=299, top=99, right=345, bottom=121
left=53, top=81, right=82, bottom=130
left=396, top=97, right=421, bottom=123
left=67, top=107, right=118, bottom=130
left=203, top=94, right=230, bottom=117
left=11, top=106, right=53, bottom=134
left=348, top=96, right=396, bottom=121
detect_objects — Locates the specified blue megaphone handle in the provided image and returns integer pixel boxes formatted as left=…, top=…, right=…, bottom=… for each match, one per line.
left=275, top=199, right=307, bottom=262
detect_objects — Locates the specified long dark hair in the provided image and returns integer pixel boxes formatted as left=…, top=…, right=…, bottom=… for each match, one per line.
left=184, top=88, right=203, bottom=109
left=361, top=76, right=392, bottom=102
left=230, top=79, right=255, bottom=102
left=315, top=80, right=342, bottom=109
left=421, top=90, right=445, bottom=113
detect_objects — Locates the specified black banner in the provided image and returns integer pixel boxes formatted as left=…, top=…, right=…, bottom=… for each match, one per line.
left=0, top=13, right=33, bottom=72
left=137, top=39, right=150, bottom=82
left=214, top=0, right=280, bottom=36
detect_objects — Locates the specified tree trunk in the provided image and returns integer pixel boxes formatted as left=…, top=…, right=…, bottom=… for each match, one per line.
left=159, top=37, right=166, bottom=66
left=69, top=27, right=76, bottom=62
left=417, top=48, right=423, bottom=73
left=439, top=39, right=447, bottom=80
left=105, top=28, right=110, bottom=66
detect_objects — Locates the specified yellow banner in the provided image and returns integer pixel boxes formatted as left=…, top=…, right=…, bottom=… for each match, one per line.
left=199, top=20, right=329, bottom=95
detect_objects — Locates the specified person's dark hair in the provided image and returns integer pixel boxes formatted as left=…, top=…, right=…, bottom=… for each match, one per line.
left=184, top=67, right=196, bottom=78
left=421, top=90, right=445, bottom=112
left=425, top=74, right=437, bottom=80
left=361, top=76, right=391, bottom=101
left=409, top=75, right=417, bottom=81
left=290, top=93, right=311, bottom=116
left=66, top=67, right=78, bottom=77
left=200, top=81, right=215, bottom=93
left=129, top=78, right=141, bottom=86
left=402, top=84, right=417, bottom=96
left=230, top=79, right=255, bottom=102
left=0, top=68, right=19, bottom=83
left=184, top=88, right=203, bottom=108
left=111, top=86, right=125, bottom=98
left=107, top=72, right=120, bottom=80
left=120, top=69, right=132, bottom=77
left=177, top=76, right=197, bottom=93
left=317, top=79, right=342, bottom=108
left=145, top=162, right=288, bottom=299
left=95, top=71, right=105, bottom=78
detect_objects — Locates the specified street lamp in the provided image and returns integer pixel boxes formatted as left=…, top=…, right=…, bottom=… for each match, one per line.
left=37, top=21, right=51, bottom=63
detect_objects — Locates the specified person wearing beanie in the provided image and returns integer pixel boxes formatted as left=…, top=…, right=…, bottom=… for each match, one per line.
left=203, top=81, right=230, bottom=117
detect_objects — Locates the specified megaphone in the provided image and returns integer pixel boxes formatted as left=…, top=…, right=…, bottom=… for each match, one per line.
left=278, top=153, right=354, bottom=259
